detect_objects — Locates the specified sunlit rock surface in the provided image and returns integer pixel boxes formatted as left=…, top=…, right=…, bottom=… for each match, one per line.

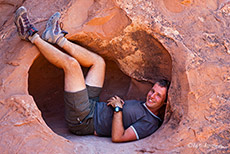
left=0, top=0, right=229, bottom=153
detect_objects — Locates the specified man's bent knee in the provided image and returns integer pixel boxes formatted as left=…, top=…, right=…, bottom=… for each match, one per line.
left=95, top=56, right=106, bottom=70
left=63, top=56, right=86, bottom=92
left=63, top=57, right=81, bottom=72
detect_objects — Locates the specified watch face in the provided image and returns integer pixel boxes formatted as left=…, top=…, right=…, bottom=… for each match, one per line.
left=115, top=107, right=119, bottom=112
left=115, top=106, right=122, bottom=112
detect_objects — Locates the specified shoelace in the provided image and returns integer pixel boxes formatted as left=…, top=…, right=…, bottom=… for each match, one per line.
left=22, top=13, right=33, bottom=31
left=54, top=20, right=59, bottom=34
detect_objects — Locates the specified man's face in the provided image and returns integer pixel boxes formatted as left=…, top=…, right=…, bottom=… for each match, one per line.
left=145, top=83, right=167, bottom=111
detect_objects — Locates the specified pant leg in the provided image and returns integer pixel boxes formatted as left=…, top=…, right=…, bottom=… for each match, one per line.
left=63, top=85, right=102, bottom=135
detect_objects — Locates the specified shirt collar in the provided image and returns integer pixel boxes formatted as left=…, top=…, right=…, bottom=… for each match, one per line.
left=143, top=103, right=162, bottom=121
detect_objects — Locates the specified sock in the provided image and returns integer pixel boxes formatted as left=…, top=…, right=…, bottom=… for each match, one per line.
left=28, top=33, right=39, bottom=43
left=56, top=36, right=67, bottom=48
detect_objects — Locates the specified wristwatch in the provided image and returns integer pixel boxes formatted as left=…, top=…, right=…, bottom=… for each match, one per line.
left=114, top=106, right=123, bottom=112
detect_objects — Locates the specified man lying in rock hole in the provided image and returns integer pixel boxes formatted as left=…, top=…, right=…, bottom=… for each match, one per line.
left=15, top=6, right=170, bottom=142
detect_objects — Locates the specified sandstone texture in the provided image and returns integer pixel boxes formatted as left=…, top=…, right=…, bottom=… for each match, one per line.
left=0, top=0, right=230, bottom=153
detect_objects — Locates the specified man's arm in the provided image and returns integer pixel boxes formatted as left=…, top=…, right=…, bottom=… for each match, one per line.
left=107, top=96, right=137, bottom=143
left=112, top=111, right=137, bottom=142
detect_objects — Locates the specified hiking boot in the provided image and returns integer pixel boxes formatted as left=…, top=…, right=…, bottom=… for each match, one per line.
left=14, top=6, right=38, bottom=41
left=42, top=12, right=68, bottom=47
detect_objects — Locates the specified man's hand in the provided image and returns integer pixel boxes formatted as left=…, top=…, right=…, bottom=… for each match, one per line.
left=107, top=95, right=124, bottom=108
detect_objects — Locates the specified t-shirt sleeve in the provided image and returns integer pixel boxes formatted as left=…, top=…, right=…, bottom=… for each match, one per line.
left=131, top=118, right=160, bottom=140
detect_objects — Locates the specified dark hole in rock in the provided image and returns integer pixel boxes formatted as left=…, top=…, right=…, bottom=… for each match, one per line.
left=28, top=39, right=172, bottom=139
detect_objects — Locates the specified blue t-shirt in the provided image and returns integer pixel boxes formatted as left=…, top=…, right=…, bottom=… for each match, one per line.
left=93, top=100, right=162, bottom=139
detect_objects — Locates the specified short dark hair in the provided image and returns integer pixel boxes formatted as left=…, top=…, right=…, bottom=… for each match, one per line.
left=155, top=79, right=170, bottom=102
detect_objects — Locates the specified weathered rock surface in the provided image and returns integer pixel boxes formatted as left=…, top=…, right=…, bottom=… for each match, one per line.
left=0, top=0, right=229, bottom=153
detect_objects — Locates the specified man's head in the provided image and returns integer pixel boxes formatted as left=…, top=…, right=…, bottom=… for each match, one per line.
left=145, top=79, right=170, bottom=113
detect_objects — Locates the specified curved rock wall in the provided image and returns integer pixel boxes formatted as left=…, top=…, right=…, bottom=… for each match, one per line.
left=0, top=0, right=229, bottom=153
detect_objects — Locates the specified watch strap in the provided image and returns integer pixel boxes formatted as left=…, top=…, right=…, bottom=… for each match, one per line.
left=114, top=106, right=123, bottom=112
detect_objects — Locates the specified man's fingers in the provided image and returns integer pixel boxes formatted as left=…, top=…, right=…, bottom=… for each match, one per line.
left=107, top=95, right=125, bottom=107
left=108, top=96, right=116, bottom=101
left=114, top=96, right=119, bottom=100
left=114, top=96, right=124, bottom=104
left=108, top=97, right=114, bottom=102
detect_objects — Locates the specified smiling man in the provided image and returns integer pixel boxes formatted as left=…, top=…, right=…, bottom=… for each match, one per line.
left=14, top=6, right=170, bottom=143
left=95, top=79, right=170, bottom=142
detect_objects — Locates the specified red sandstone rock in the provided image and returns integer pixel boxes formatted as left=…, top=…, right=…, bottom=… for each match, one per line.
left=0, top=0, right=229, bottom=153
